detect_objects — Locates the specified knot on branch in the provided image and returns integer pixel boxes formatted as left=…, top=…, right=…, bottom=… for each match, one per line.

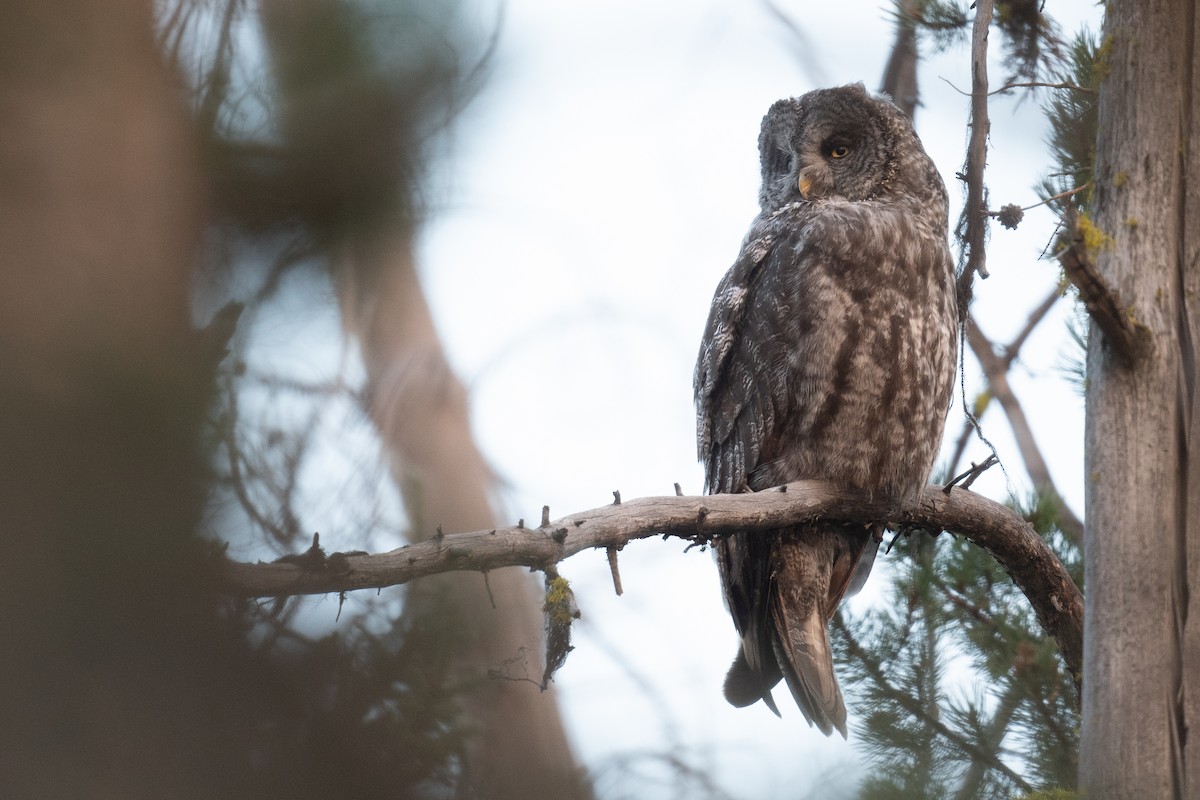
left=1059, top=208, right=1153, bottom=365
left=274, top=532, right=362, bottom=577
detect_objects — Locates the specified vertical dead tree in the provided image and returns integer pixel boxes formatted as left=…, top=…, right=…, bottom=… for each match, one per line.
left=341, top=232, right=590, bottom=800
left=250, top=1, right=592, bottom=795
left=1080, top=0, right=1199, bottom=796
left=0, top=1, right=212, bottom=796
left=879, top=0, right=919, bottom=119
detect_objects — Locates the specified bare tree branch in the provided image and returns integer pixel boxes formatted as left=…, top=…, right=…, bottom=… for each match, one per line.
left=1003, top=288, right=1062, bottom=369
left=223, top=481, right=1084, bottom=687
left=955, top=0, right=994, bottom=317
left=947, top=287, right=1060, bottom=475
left=989, top=81, right=1097, bottom=96
left=986, top=182, right=1092, bottom=219
left=967, top=316, right=1085, bottom=546
left=879, top=0, right=920, bottom=119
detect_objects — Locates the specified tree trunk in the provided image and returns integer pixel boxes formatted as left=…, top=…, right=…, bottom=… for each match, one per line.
left=0, top=1, right=212, bottom=796
left=341, top=229, right=592, bottom=800
left=1081, top=0, right=1200, bottom=796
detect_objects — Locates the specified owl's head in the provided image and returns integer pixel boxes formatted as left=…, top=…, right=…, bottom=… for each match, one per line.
left=756, top=84, right=935, bottom=212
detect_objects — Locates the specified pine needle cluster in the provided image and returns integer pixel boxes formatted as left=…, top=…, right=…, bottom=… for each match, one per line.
left=833, top=490, right=1081, bottom=799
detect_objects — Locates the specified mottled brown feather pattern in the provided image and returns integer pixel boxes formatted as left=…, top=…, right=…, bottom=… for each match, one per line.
left=695, top=85, right=957, bottom=737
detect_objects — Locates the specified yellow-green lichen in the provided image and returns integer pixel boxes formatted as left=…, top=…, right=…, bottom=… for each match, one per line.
left=1094, top=34, right=1115, bottom=80
left=1114, top=170, right=1129, bottom=188
left=1077, top=212, right=1114, bottom=255
left=1014, top=790, right=1079, bottom=800
left=971, top=390, right=993, bottom=418
left=543, top=576, right=578, bottom=626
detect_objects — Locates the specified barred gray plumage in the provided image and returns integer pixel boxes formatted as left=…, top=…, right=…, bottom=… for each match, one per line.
left=694, top=84, right=958, bottom=737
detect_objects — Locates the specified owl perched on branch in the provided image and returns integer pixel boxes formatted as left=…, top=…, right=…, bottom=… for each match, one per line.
left=694, top=84, right=958, bottom=737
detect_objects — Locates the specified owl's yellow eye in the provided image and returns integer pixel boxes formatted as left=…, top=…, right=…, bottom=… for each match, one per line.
left=830, top=145, right=850, bottom=159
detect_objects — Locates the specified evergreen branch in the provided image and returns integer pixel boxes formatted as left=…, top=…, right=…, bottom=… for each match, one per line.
left=951, top=680, right=1026, bottom=800
left=834, top=616, right=1034, bottom=794
left=1027, top=677, right=1078, bottom=767
left=933, top=575, right=996, bottom=627
left=223, top=481, right=1085, bottom=686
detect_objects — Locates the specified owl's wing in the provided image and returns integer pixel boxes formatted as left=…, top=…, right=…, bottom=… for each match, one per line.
left=695, top=204, right=881, bottom=728
left=694, top=209, right=798, bottom=496
left=694, top=209, right=805, bottom=707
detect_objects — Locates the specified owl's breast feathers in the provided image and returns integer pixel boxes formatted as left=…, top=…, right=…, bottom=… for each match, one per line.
left=695, top=198, right=957, bottom=502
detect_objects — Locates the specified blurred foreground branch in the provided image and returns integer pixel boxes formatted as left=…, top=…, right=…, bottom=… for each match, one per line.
left=224, top=481, right=1084, bottom=689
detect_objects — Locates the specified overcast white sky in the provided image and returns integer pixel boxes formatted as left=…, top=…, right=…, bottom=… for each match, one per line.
left=400, top=2, right=1105, bottom=796
left=243, top=1, right=1105, bottom=796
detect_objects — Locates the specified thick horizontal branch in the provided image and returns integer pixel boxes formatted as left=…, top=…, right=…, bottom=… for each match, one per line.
left=1059, top=209, right=1152, bottom=365
left=222, top=481, right=1084, bottom=686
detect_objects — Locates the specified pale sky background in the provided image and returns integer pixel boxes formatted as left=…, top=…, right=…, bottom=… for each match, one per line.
left=238, top=1, right=1104, bottom=797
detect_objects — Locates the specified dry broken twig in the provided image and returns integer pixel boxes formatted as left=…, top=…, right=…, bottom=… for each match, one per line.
left=223, top=481, right=1084, bottom=689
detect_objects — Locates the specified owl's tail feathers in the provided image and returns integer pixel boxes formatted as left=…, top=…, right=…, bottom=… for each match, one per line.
left=772, top=595, right=847, bottom=738
left=723, top=648, right=782, bottom=716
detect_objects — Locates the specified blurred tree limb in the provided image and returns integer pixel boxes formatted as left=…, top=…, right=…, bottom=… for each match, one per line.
left=966, top=315, right=1086, bottom=546
left=224, top=481, right=1084, bottom=690
left=247, top=1, right=593, bottom=797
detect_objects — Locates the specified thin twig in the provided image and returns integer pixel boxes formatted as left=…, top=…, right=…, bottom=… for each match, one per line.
left=944, top=454, right=999, bottom=493
left=948, top=288, right=1061, bottom=474
left=986, top=183, right=1092, bottom=216
left=482, top=570, right=497, bottom=609
left=990, top=81, right=1097, bottom=96
left=606, top=546, right=624, bottom=596
left=955, top=0, right=995, bottom=316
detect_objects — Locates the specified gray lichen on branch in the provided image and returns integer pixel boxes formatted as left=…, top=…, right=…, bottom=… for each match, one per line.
left=222, top=481, right=1085, bottom=691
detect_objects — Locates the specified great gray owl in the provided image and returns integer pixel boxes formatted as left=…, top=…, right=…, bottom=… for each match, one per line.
left=694, top=84, right=958, bottom=737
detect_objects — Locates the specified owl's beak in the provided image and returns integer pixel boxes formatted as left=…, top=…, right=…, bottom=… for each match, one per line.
left=798, top=175, right=813, bottom=199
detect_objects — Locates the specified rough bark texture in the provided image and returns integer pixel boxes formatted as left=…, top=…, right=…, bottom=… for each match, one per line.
left=1082, top=0, right=1200, bottom=796
left=340, top=232, right=590, bottom=800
